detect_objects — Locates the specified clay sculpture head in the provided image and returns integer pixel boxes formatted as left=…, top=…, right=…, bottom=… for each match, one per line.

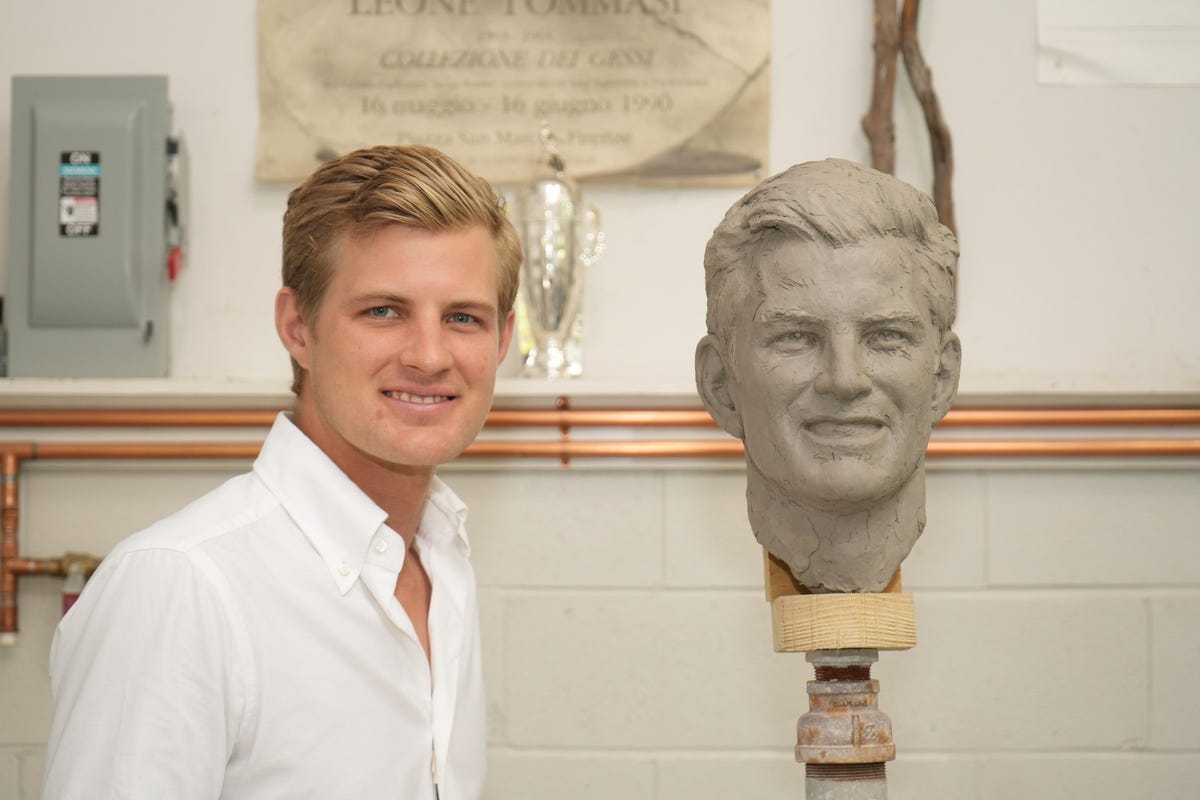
left=696, top=159, right=961, bottom=592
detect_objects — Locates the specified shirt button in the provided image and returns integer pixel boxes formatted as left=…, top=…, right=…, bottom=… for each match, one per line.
left=338, top=563, right=350, bottom=576
left=374, top=539, right=388, bottom=553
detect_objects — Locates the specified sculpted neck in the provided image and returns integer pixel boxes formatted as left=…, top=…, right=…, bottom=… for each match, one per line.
left=744, top=460, right=927, bottom=593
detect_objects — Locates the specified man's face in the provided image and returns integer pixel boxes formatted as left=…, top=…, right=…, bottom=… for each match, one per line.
left=278, top=224, right=514, bottom=478
left=725, top=235, right=956, bottom=512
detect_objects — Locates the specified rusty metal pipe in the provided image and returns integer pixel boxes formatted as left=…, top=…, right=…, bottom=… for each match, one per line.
left=806, top=763, right=888, bottom=800
left=798, top=650, right=892, bottom=799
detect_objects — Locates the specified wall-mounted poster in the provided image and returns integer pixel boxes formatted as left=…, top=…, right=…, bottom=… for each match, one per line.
left=256, top=0, right=769, bottom=186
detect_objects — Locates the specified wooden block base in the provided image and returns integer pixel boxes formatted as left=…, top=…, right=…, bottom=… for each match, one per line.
left=771, top=592, right=917, bottom=652
left=764, top=549, right=917, bottom=652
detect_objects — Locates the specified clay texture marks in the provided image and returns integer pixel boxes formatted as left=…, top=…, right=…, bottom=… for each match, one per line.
left=697, top=159, right=960, bottom=592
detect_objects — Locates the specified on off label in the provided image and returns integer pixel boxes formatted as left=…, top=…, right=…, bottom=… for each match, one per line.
left=59, top=151, right=101, bottom=237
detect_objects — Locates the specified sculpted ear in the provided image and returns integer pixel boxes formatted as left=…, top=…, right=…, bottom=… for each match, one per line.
left=931, top=331, right=962, bottom=424
left=695, top=334, right=744, bottom=440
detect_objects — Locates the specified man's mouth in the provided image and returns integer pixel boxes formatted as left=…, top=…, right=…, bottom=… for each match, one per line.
left=383, top=390, right=453, bottom=405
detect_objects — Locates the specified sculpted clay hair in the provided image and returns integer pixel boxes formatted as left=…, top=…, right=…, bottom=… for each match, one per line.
left=703, top=158, right=958, bottom=347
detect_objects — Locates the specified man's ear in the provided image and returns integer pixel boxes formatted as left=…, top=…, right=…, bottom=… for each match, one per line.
left=275, top=288, right=312, bottom=370
left=498, top=309, right=516, bottom=363
left=695, top=334, right=744, bottom=440
left=931, top=331, right=962, bottom=424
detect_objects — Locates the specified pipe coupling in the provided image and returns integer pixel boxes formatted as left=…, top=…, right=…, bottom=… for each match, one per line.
left=796, top=678, right=895, bottom=764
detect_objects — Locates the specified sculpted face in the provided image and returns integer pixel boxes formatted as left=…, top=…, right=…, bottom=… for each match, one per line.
left=725, top=235, right=957, bottom=512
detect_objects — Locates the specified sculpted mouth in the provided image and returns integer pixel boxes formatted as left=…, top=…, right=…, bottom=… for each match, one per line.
left=803, top=417, right=885, bottom=437
left=383, top=390, right=453, bottom=405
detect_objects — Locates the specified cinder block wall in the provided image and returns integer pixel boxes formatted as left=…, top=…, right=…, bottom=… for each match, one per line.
left=452, top=463, right=1200, bottom=799
left=2, top=461, right=1198, bottom=798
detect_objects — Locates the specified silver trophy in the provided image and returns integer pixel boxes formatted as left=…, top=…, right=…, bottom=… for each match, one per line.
left=516, top=123, right=604, bottom=378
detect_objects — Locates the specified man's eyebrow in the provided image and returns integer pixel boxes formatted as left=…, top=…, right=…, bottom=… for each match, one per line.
left=347, top=293, right=498, bottom=314
left=349, top=292, right=409, bottom=306
left=448, top=298, right=500, bottom=316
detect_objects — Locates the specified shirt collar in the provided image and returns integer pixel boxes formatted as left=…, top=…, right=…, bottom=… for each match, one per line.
left=252, top=414, right=470, bottom=593
left=418, top=475, right=472, bottom=558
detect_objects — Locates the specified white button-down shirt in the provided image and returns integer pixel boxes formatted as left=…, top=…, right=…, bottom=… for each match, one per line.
left=43, top=414, right=486, bottom=799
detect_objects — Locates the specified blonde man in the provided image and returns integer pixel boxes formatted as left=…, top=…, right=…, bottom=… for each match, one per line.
left=44, top=145, right=519, bottom=799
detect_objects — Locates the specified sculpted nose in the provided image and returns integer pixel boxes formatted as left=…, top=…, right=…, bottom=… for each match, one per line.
left=402, top=319, right=454, bottom=374
left=815, top=339, right=871, bottom=401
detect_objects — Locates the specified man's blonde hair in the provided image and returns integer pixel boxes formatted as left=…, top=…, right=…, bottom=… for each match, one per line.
left=281, top=145, right=522, bottom=394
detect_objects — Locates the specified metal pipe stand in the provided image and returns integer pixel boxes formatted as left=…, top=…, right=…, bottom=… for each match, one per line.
left=798, top=649, right=892, bottom=800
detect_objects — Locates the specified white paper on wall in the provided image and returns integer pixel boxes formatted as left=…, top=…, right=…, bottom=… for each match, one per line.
left=1038, top=0, right=1200, bottom=84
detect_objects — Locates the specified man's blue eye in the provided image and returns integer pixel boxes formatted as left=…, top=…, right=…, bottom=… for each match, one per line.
left=449, top=312, right=477, bottom=325
left=368, top=307, right=396, bottom=318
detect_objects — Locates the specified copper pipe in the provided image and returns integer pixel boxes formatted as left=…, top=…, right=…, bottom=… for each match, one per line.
left=1, top=451, right=27, bottom=638
left=34, top=442, right=263, bottom=460
left=0, top=407, right=1198, bottom=430
left=460, top=440, right=747, bottom=459
left=0, top=419, right=1195, bottom=638
left=486, top=409, right=719, bottom=427
left=7, top=558, right=63, bottom=576
left=0, top=409, right=280, bottom=428
left=926, top=439, right=1200, bottom=458
left=15, top=439, right=1200, bottom=462
left=1, top=439, right=104, bottom=638
left=6, top=554, right=100, bottom=578
left=0, top=407, right=719, bottom=429
left=939, top=408, right=1200, bottom=428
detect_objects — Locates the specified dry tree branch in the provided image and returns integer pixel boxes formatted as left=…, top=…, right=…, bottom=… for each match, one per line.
left=900, top=0, right=956, bottom=234
left=862, top=0, right=901, bottom=174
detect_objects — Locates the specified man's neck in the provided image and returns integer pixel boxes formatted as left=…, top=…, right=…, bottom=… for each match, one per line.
left=351, top=466, right=433, bottom=549
left=745, top=462, right=927, bottom=593
left=290, top=404, right=434, bottom=549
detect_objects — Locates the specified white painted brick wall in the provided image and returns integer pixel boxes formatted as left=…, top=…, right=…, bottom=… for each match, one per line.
left=2, top=461, right=1199, bottom=798
left=0, top=747, right=44, bottom=800
left=454, top=470, right=666, bottom=588
left=1150, top=594, right=1200, bottom=750
left=878, top=592, right=1149, bottom=749
left=987, top=470, right=1200, bottom=586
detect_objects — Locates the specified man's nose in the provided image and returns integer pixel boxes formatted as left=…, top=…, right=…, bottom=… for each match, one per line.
left=814, top=338, right=871, bottom=400
left=401, top=318, right=454, bottom=373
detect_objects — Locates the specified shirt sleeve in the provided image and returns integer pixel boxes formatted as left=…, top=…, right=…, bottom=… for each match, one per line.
left=42, top=547, right=250, bottom=799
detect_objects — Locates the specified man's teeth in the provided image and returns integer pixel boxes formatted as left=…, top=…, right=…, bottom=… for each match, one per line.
left=386, top=391, right=450, bottom=404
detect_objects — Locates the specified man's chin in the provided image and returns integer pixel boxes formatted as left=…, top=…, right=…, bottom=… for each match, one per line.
left=365, top=436, right=475, bottom=471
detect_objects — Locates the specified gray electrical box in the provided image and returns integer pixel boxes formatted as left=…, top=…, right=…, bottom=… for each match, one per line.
left=6, top=75, right=185, bottom=377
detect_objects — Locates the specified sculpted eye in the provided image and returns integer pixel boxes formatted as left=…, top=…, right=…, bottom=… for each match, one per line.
left=866, top=329, right=914, bottom=350
left=770, top=330, right=820, bottom=351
